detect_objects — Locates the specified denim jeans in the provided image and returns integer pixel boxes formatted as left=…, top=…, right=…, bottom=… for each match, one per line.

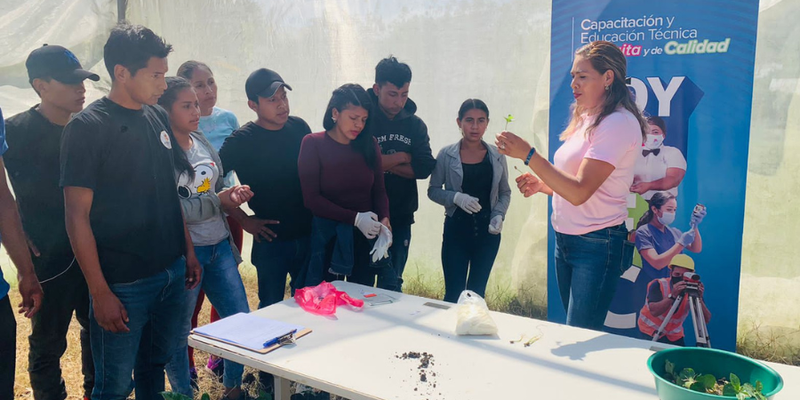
left=377, top=223, right=410, bottom=292
left=0, top=295, right=15, bottom=400
left=441, top=213, right=501, bottom=303
left=29, top=261, right=94, bottom=400
left=345, top=230, right=397, bottom=290
left=252, top=236, right=310, bottom=309
left=89, top=257, right=185, bottom=400
left=555, top=223, right=634, bottom=331
left=166, top=240, right=250, bottom=395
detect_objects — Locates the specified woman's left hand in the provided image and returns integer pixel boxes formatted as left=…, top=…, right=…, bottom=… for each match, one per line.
left=495, top=131, right=532, bottom=160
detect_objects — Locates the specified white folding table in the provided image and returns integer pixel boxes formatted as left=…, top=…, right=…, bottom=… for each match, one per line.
left=188, top=281, right=800, bottom=400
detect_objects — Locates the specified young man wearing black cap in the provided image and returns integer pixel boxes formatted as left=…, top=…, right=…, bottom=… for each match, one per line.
left=4, top=44, right=99, bottom=400
left=368, top=56, right=436, bottom=292
left=220, top=68, right=312, bottom=311
left=60, top=24, right=200, bottom=400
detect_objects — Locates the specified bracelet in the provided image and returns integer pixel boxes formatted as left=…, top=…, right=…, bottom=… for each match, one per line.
left=524, top=147, right=536, bottom=165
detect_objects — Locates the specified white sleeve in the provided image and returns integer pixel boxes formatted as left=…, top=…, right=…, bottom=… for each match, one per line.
left=663, top=146, right=687, bottom=170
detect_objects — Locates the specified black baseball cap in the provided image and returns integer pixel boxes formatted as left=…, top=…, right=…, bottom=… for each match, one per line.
left=26, top=44, right=100, bottom=84
left=245, top=68, right=292, bottom=101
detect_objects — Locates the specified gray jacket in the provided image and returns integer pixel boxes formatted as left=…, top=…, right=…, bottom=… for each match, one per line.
left=179, top=131, right=242, bottom=263
left=427, top=140, right=511, bottom=219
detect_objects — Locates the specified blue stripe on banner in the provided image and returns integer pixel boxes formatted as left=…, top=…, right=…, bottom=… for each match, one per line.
left=548, top=0, right=759, bottom=351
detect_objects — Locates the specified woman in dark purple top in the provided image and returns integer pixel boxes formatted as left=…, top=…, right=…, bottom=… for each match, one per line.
left=299, top=84, right=395, bottom=288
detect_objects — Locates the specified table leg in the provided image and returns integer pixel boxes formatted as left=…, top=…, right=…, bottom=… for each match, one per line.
left=274, top=375, right=292, bottom=400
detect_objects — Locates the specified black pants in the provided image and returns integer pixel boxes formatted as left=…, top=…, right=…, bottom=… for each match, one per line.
left=441, top=213, right=501, bottom=303
left=0, top=295, right=15, bottom=400
left=28, top=262, right=94, bottom=400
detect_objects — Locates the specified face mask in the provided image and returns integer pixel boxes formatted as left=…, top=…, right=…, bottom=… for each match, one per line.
left=671, top=276, right=683, bottom=286
left=644, top=134, right=664, bottom=150
left=657, top=211, right=676, bottom=226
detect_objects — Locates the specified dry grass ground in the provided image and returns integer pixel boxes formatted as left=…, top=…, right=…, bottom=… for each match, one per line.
left=7, top=258, right=797, bottom=399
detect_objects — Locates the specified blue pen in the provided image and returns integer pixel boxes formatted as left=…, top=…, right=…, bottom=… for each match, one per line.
left=263, top=329, right=297, bottom=348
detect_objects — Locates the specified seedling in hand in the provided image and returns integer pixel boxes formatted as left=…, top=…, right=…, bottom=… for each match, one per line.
left=504, top=114, right=515, bottom=131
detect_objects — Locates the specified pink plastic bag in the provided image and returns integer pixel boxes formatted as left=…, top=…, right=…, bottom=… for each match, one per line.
left=294, top=282, right=364, bottom=315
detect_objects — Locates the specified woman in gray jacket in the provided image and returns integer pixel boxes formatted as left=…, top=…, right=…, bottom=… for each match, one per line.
left=428, top=99, right=511, bottom=303
left=159, top=77, right=253, bottom=400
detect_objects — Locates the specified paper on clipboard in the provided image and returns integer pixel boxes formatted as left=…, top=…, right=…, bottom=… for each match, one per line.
left=192, top=313, right=312, bottom=354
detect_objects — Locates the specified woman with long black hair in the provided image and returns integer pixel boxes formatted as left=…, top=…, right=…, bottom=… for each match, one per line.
left=428, top=99, right=511, bottom=302
left=298, top=84, right=395, bottom=289
left=158, top=77, right=252, bottom=400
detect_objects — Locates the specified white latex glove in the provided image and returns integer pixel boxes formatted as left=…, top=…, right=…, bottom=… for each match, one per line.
left=677, top=229, right=697, bottom=247
left=355, top=212, right=382, bottom=239
left=370, top=224, right=393, bottom=263
left=488, top=216, right=504, bottom=235
left=454, top=192, right=482, bottom=214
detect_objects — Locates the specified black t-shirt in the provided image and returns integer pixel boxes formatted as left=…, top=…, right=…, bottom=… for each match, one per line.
left=60, top=97, right=185, bottom=284
left=4, top=107, right=74, bottom=281
left=459, top=153, right=493, bottom=217
left=219, top=117, right=312, bottom=241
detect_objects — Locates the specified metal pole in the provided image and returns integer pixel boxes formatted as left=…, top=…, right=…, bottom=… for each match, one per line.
left=118, top=0, right=128, bottom=22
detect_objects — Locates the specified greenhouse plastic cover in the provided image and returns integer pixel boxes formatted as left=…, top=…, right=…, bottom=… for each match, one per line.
left=0, top=0, right=799, bottom=338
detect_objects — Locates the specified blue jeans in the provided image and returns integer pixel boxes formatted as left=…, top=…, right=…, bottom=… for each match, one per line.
left=251, top=236, right=309, bottom=309
left=166, top=240, right=250, bottom=394
left=378, top=223, right=411, bottom=292
left=554, top=223, right=634, bottom=331
left=89, top=257, right=185, bottom=400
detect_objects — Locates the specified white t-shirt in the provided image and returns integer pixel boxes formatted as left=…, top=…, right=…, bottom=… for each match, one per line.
left=633, top=145, right=687, bottom=201
left=552, top=109, right=643, bottom=235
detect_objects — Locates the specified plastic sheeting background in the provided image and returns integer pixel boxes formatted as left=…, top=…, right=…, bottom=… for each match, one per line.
left=0, top=0, right=798, bottom=345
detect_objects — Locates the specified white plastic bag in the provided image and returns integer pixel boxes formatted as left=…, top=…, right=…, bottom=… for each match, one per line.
left=455, top=290, right=498, bottom=336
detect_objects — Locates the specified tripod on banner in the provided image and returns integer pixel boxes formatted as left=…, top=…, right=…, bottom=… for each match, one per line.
left=651, top=274, right=710, bottom=348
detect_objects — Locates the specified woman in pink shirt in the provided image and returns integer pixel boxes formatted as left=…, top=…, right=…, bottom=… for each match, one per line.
left=497, top=41, right=647, bottom=330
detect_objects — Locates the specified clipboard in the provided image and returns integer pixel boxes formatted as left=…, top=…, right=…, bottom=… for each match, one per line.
left=192, top=327, right=313, bottom=354
left=191, top=312, right=313, bottom=354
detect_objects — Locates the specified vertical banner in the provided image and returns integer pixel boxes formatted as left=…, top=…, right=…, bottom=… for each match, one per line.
left=548, top=0, right=759, bottom=351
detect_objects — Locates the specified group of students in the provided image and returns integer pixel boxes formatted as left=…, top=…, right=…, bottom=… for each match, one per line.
left=0, top=23, right=512, bottom=400
left=0, top=22, right=701, bottom=400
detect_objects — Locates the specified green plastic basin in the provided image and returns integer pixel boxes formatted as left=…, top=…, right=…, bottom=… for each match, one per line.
left=647, top=347, right=783, bottom=400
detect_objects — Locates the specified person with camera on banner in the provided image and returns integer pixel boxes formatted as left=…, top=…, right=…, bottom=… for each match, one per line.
left=638, top=254, right=712, bottom=346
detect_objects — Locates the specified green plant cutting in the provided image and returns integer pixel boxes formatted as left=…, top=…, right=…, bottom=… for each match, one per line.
left=504, top=114, right=514, bottom=131
left=664, top=360, right=768, bottom=399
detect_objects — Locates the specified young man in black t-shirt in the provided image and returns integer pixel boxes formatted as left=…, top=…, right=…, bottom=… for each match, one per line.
left=5, top=44, right=99, bottom=400
left=60, top=24, right=200, bottom=400
left=220, top=68, right=312, bottom=311
left=0, top=107, right=44, bottom=400
left=368, top=57, right=436, bottom=292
